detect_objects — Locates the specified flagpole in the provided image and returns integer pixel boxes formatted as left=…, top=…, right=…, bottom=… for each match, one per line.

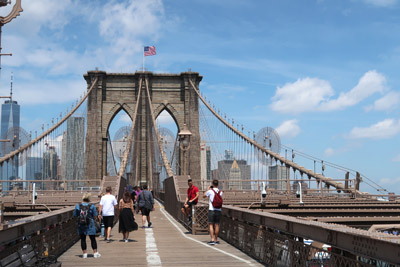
left=142, top=48, right=145, bottom=72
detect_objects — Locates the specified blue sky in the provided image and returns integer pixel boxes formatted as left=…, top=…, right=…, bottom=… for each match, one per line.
left=0, top=0, right=399, bottom=193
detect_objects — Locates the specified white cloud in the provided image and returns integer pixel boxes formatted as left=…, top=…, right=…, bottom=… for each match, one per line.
left=324, top=148, right=335, bottom=156
left=276, top=120, right=301, bottom=138
left=323, top=146, right=350, bottom=157
left=156, top=110, right=176, bottom=126
left=348, top=118, right=400, bottom=139
left=321, top=70, right=386, bottom=111
left=363, top=0, right=398, bottom=7
left=393, top=154, right=400, bottom=162
left=2, top=0, right=169, bottom=106
left=99, top=0, right=164, bottom=69
left=365, top=91, right=400, bottom=112
left=270, top=77, right=334, bottom=114
left=119, top=114, right=132, bottom=123
left=14, top=79, right=86, bottom=105
left=379, top=177, right=400, bottom=185
left=270, top=70, right=386, bottom=114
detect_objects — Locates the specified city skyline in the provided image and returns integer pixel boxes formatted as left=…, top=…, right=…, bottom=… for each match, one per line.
left=0, top=1, right=399, bottom=193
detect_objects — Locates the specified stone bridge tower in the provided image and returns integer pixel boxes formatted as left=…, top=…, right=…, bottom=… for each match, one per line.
left=84, top=70, right=202, bottom=187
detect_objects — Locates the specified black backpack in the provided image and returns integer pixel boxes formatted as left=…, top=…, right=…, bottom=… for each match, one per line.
left=78, top=204, right=91, bottom=226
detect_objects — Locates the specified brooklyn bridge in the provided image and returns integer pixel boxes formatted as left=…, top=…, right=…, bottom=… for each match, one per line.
left=1, top=1, right=400, bottom=267
left=0, top=70, right=399, bottom=267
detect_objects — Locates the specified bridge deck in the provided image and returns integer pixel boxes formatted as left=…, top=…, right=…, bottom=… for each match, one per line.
left=58, top=201, right=262, bottom=266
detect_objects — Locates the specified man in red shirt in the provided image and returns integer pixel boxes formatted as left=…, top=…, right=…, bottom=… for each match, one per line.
left=181, top=178, right=199, bottom=223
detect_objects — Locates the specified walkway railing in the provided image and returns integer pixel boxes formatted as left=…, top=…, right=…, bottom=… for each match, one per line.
left=161, top=177, right=400, bottom=266
left=0, top=207, right=78, bottom=261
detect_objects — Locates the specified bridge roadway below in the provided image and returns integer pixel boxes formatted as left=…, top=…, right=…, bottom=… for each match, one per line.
left=58, top=201, right=262, bottom=267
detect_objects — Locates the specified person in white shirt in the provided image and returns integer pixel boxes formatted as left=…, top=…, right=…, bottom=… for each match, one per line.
left=203, top=179, right=223, bottom=245
left=98, top=186, right=117, bottom=241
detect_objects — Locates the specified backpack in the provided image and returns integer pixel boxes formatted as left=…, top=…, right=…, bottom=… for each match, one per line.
left=78, top=204, right=91, bottom=226
left=211, top=189, right=223, bottom=209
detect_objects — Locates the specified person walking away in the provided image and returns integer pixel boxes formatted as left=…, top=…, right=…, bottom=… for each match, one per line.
left=138, top=184, right=154, bottom=228
left=99, top=186, right=117, bottom=242
left=119, top=191, right=138, bottom=242
left=203, top=179, right=223, bottom=245
left=73, top=193, right=101, bottom=258
left=181, top=178, right=199, bottom=223
left=134, top=186, right=141, bottom=214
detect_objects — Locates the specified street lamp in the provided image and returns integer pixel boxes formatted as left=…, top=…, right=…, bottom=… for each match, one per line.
left=178, top=124, right=192, bottom=151
left=0, top=0, right=22, bottom=97
left=178, top=124, right=192, bottom=175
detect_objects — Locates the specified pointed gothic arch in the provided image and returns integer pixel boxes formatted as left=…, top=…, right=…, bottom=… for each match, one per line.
left=84, top=71, right=202, bottom=186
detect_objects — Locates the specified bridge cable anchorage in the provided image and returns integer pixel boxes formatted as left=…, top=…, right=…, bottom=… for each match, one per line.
left=0, top=77, right=98, bottom=164
left=188, top=79, right=355, bottom=193
left=118, top=77, right=143, bottom=177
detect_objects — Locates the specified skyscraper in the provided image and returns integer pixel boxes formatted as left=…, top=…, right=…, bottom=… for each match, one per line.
left=43, top=146, right=58, bottom=179
left=214, top=150, right=251, bottom=190
left=229, top=159, right=242, bottom=190
left=268, top=165, right=290, bottom=191
left=26, top=156, right=43, bottom=183
left=0, top=91, right=20, bottom=192
left=200, top=142, right=211, bottom=189
left=60, top=117, right=85, bottom=181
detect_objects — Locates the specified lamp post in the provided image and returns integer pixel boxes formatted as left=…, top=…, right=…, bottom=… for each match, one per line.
left=0, top=0, right=22, bottom=97
left=178, top=124, right=192, bottom=175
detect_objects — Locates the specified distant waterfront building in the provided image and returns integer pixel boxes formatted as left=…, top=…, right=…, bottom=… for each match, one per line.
left=43, top=146, right=58, bottom=185
left=229, top=159, right=242, bottom=190
left=268, top=165, right=290, bottom=191
left=214, top=150, right=251, bottom=190
left=200, top=142, right=211, bottom=189
left=224, top=150, right=234, bottom=160
left=0, top=94, right=20, bottom=192
left=60, top=131, right=67, bottom=179
left=60, top=117, right=85, bottom=182
left=26, top=157, right=43, bottom=180
left=26, top=156, right=43, bottom=189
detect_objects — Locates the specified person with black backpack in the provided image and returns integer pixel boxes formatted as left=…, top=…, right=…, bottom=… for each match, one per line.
left=137, top=184, right=154, bottom=228
left=203, top=179, right=223, bottom=245
left=73, top=193, right=101, bottom=259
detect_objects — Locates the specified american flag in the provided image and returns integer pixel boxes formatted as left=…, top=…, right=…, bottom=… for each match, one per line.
left=144, top=46, right=156, bottom=56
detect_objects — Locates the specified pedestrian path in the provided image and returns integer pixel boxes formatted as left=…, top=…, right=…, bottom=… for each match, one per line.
left=58, top=201, right=263, bottom=266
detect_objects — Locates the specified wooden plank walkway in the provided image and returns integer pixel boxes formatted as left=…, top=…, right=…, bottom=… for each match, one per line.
left=58, top=201, right=263, bottom=266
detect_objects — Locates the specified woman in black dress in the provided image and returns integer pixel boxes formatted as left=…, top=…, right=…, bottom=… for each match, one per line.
left=119, top=191, right=138, bottom=242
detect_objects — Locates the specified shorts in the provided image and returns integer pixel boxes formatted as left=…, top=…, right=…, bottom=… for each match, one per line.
left=187, top=201, right=197, bottom=207
left=140, top=207, right=151, bottom=217
left=103, top=216, right=114, bottom=228
left=208, top=210, right=221, bottom=224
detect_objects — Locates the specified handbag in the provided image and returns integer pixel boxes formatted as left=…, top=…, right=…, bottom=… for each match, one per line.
left=94, top=219, right=101, bottom=233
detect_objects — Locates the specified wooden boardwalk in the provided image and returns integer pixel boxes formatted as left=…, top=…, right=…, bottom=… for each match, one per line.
left=58, top=201, right=263, bottom=266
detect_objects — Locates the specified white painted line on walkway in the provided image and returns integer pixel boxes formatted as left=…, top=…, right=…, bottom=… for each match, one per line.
left=157, top=201, right=257, bottom=267
left=145, top=227, right=162, bottom=266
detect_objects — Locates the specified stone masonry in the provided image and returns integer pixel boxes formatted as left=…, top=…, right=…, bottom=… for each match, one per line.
left=84, top=70, right=202, bottom=187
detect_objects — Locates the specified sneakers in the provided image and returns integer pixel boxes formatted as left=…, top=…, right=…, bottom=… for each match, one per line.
left=93, top=252, right=101, bottom=258
left=148, top=222, right=152, bottom=228
left=124, top=239, right=128, bottom=243
left=207, top=241, right=215, bottom=245
left=82, top=253, right=87, bottom=259
left=214, top=241, right=220, bottom=244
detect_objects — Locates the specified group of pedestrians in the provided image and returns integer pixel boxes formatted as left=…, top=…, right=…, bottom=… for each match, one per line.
left=74, top=178, right=221, bottom=259
left=73, top=184, right=155, bottom=259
